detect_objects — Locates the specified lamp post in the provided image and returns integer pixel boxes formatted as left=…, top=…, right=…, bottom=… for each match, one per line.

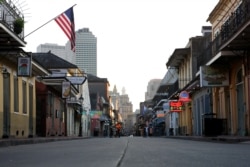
left=79, top=94, right=84, bottom=137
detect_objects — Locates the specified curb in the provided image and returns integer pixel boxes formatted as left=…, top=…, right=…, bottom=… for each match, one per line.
left=0, top=137, right=89, bottom=147
left=165, top=136, right=250, bottom=143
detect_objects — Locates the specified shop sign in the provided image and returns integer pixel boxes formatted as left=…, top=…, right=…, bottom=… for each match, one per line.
left=66, top=76, right=87, bottom=85
left=62, top=81, right=71, bottom=98
left=17, top=57, right=31, bottom=77
left=200, top=66, right=229, bottom=87
left=170, top=101, right=183, bottom=112
left=179, top=91, right=191, bottom=102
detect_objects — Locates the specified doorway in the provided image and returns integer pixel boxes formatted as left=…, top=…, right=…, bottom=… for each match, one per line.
left=3, top=73, right=10, bottom=138
left=236, top=69, right=245, bottom=136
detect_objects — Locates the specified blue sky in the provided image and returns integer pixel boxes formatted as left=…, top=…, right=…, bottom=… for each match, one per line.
left=21, top=0, right=219, bottom=110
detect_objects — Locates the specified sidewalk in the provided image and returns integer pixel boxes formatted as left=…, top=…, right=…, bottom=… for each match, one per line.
left=166, top=135, right=250, bottom=143
left=0, top=136, right=88, bottom=147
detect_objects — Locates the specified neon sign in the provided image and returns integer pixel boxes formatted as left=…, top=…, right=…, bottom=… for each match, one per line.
left=170, top=101, right=183, bottom=112
left=179, top=91, right=191, bottom=102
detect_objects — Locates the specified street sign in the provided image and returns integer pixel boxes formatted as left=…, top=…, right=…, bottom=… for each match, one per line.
left=66, top=76, right=87, bottom=85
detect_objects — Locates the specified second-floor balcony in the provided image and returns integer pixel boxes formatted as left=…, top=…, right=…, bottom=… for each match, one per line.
left=0, top=0, right=26, bottom=49
left=212, top=0, right=250, bottom=55
left=198, top=0, right=250, bottom=68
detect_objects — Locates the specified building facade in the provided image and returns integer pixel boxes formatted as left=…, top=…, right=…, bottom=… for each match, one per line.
left=33, top=52, right=89, bottom=137
left=75, top=28, right=97, bottom=76
left=87, top=74, right=110, bottom=136
left=206, top=0, right=250, bottom=136
left=145, top=0, right=250, bottom=138
left=166, top=27, right=213, bottom=136
left=0, top=1, right=41, bottom=138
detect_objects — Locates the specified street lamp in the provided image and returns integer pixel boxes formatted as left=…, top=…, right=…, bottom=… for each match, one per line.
left=2, top=67, right=9, bottom=79
left=79, top=94, right=84, bottom=137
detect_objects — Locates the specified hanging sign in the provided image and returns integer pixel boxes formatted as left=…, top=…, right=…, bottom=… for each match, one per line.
left=179, top=91, right=191, bottom=102
left=66, top=76, right=87, bottom=85
left=62, top=81, right=71, bottom=98
left=170, top=101, right=183, bottom=112
left=200, top=66, right=229, bottom=87
left=17, top=57, right=31, bottom=77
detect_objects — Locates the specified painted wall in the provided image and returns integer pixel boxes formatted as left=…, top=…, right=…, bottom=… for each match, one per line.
left=0, top=63, right=36, bottom=138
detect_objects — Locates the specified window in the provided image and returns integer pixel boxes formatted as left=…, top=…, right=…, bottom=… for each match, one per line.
left=237, top=69, right=243, bottom=84
left=55, top=110, right=58, bottom=118
left=22, top=81, right=27, bottom=114
left=14, top=77, right=19, bottom=113
left=47, top=93, right=53, bottom=117
left=29, top=84, right=33, bottom=116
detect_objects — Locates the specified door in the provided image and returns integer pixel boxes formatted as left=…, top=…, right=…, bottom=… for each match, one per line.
left=29, top=85, right=33, bottom=137
left=3, top=73, right=10, bottom=138
left=236, top=69, right=245, bottom=136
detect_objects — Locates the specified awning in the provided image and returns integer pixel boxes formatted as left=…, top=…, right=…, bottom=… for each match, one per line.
left=166, top=48, right=190, bottom=68
left=206, top=51, right=236, bottom=65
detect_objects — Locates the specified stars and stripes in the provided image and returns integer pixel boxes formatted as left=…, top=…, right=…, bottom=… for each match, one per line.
left=55, top=7, right=76, bottom=52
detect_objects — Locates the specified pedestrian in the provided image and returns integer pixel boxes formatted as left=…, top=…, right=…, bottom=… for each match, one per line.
left=117, top=129, right=120, bottom=138
left=145, top=127, right=148, bottom=137
left=116, top=123, right=121, bottom=138
left=110, top=127, right=113, bottom=138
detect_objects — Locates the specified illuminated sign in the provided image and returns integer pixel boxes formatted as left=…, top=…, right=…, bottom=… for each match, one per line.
left=156, top=110, right=165, bottom=118
left=170, top=101, right=183, bottom=112
left=179, top=91, right=191, bottom=102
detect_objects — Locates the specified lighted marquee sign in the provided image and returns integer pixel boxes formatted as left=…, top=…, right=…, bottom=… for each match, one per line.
left=170, top=101, right=184, bottom=112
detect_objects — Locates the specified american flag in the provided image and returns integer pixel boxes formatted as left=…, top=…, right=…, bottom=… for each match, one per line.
left=55, top=7, right=76, bottom=52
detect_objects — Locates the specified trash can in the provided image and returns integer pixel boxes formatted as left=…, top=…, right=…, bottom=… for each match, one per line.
left=202, top=113, right=226, bottom=136
left=94, top=128, right=99, bottom=136
left=169, top=128, right=174, bottom=136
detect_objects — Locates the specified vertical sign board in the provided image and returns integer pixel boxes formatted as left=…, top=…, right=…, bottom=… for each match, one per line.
left=62, top=81, right=71, bottom=98
left=17, top=57, right=31, bottom=77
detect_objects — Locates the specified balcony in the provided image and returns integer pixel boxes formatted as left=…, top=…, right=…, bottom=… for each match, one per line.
left=212, top=0, right=250, bottom=56
left=0, top=0, right=26, bottom=49
left=198, top=0, right=250, bottom=67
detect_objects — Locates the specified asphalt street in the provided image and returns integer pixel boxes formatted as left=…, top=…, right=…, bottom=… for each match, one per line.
left=1, top=137, right=250, bottom=167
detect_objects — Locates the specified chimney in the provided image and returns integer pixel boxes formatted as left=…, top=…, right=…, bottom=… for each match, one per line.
left=201, top=26, right=212, bottom=36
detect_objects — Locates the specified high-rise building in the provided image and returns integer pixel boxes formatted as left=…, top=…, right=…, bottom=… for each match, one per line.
left=36, top=28, right=97, bottom=76
left=75, top=28, right=97, bottom=75
left=145, top=79, right=162, bottom=100
left=36, top=43, right=75, bottom=64
left=110, top=86, right=133, bottom=132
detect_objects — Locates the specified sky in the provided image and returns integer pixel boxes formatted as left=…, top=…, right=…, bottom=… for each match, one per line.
left=19, top=0, right=219, bottom=111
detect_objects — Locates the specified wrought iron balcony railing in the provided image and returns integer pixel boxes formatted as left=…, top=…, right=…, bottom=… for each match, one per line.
left=0, top=0, right=24, bottom=39
left=197, top=0, right=250, bottom=69
left=212, top=0, right=250, bottom=55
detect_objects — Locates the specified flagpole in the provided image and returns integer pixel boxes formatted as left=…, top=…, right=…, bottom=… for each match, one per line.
left=24, top=4, right=77, bottom=38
